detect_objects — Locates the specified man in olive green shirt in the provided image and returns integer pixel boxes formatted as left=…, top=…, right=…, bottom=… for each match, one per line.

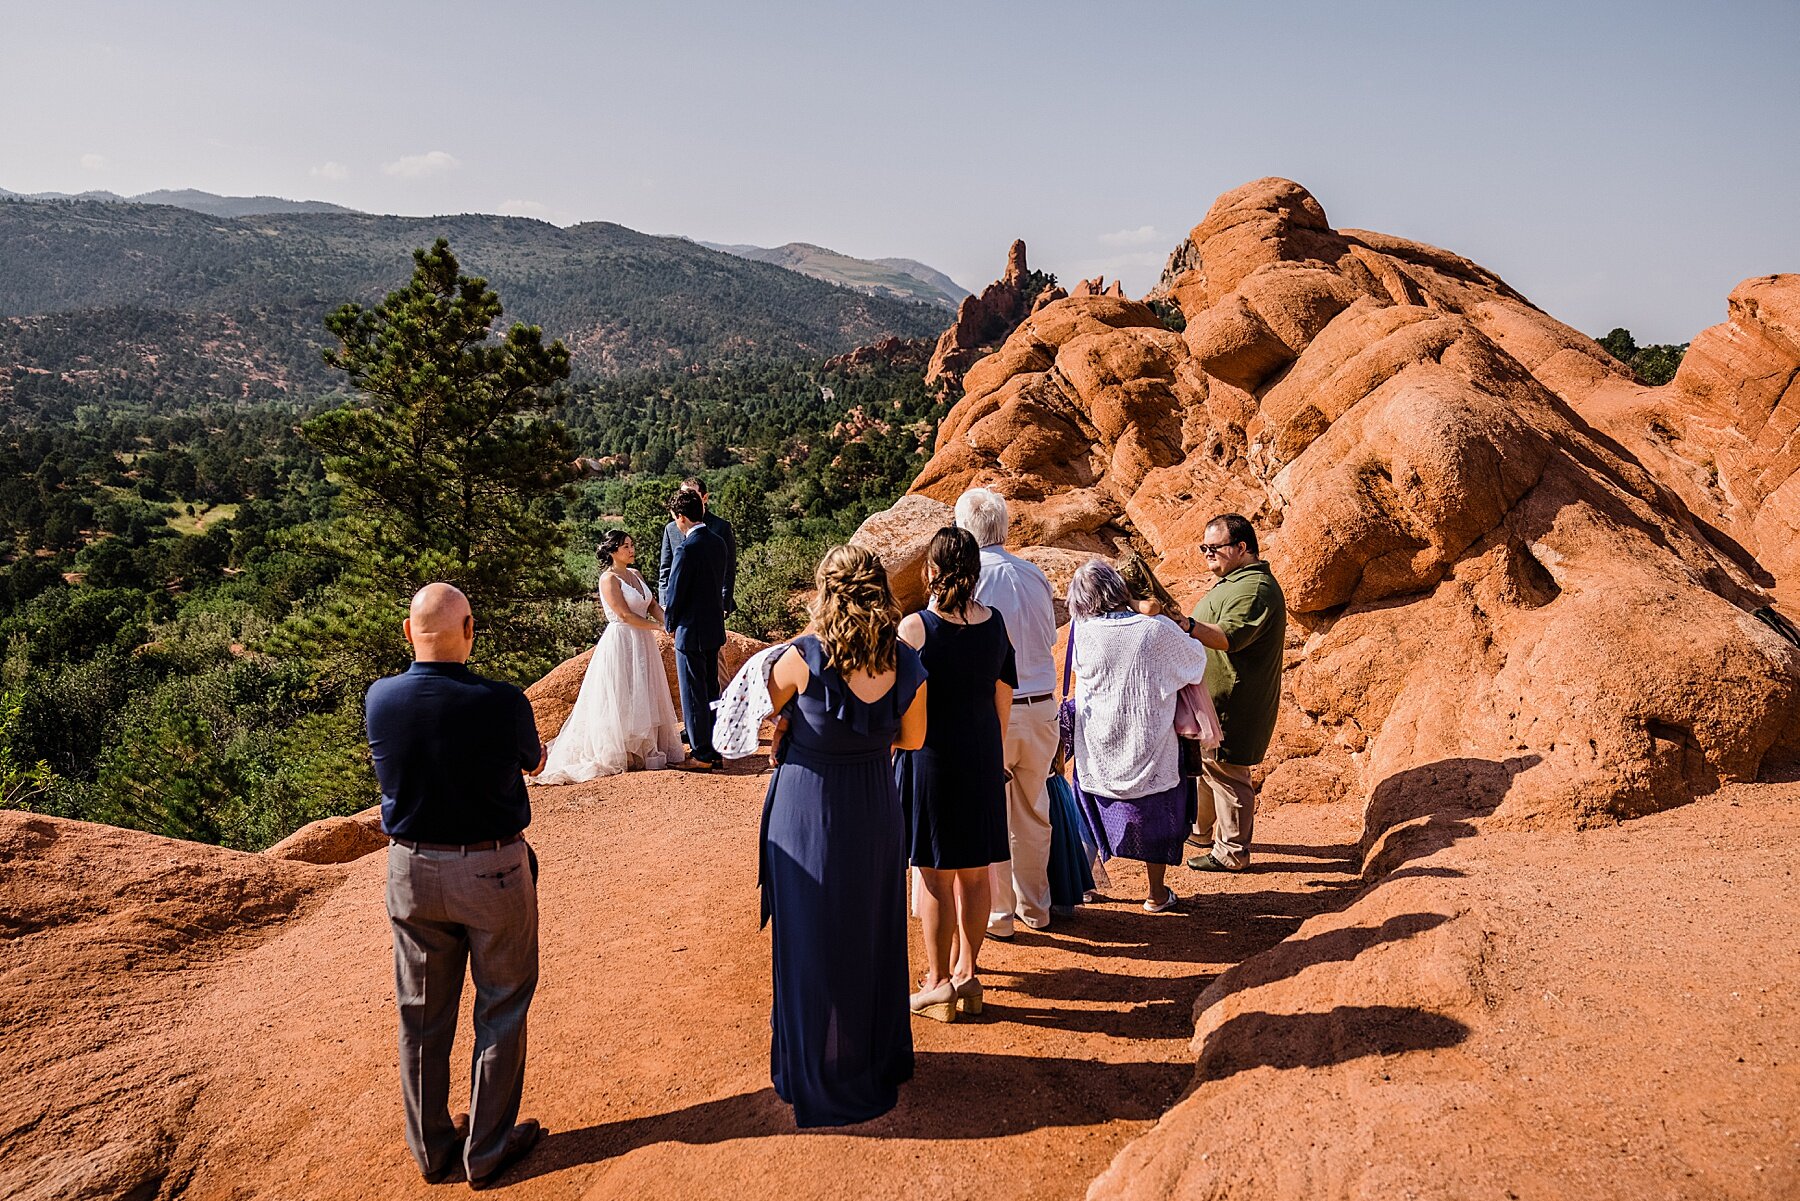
left=1182, top=514, right=1285, bottom=871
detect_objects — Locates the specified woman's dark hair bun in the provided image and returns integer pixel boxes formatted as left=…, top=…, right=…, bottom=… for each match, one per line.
left=597, top=528, right=631, bottom=563
left=927, top=526, right=982, bottom=614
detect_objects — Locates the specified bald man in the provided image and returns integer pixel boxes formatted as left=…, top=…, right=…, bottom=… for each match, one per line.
left=365, top=583, right=549, bottom=1188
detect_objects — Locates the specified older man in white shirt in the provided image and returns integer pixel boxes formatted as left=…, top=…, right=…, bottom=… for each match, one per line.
left=955, top=487, right=1059, bottom=936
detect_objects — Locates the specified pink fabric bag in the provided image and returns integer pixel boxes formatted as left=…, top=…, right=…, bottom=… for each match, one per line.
left=1174, top=680, right=1222, bottom=747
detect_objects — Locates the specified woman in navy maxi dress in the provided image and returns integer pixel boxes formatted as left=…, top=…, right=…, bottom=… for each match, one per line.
left=759, top=547, right=928, bottom=1128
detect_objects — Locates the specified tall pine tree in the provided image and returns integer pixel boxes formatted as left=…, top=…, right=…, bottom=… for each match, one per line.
left=299, top=239, right=579, bottom=677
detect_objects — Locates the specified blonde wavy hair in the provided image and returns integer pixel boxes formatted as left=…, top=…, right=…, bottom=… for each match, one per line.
left=811, top=544, right=900, bottom=675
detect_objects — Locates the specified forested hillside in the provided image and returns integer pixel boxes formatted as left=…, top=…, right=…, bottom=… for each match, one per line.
left=1, top=298, right=950, bottom=848
left=0, top=199, right=944, bottom=413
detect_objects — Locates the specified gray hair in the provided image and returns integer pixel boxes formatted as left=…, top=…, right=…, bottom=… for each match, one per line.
left=953, top=487, right=1010, bottom=549
left=1067, top=559, right=1133, bottom=621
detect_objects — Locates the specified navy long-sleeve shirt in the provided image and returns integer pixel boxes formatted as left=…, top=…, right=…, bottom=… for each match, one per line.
left=365, top=661, right=540, bottom=842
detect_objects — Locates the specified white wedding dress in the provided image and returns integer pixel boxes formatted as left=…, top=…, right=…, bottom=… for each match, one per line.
left=534, top=571, right=686, bottom=783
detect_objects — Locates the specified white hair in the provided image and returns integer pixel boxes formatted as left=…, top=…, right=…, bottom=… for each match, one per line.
left=954, top=487, right=1010, bottom=548
left=1067, top=559, right=1134, bottom=621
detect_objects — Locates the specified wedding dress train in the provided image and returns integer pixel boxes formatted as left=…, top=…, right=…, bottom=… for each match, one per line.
left=534, top=572, right=686, bottom=783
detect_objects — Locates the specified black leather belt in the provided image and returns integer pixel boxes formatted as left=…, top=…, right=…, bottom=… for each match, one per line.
left=390, top=833, right=524, bottom=854
left=1015, top=693, right=1054, bottom=705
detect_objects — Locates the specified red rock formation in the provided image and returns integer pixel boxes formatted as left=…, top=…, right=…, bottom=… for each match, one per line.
left=1089, top=783, right=1800, bottom=1201
left=1553, top=275, right=1800, bottom=609
left=822, top=334, right=932, bottom=373
left=1071, top=276, right=1127, bottom=298
left=263, top=808, right=386, bottom=864
left=923, top=239, right=1036, bottom=390
left=526, top=630, right=767, bottom=742
left=849, top=493, right=954, bottom=612
left=1028, top=283, right=1068, bottom=314
left=870, top=177, right=1800, bottom=833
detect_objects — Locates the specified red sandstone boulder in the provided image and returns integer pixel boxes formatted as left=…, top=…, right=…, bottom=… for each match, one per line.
left=1560, top=274, right=1800, bottom=610
left=876, top=177, right=1800, bottom=839
left=527, top=630, right=768, bottom=742
left=848, top=493, right=954, bottom=612
left=263, top=806, right=387, bottom=864
left=1087, top=789, right=1800, bottom=1201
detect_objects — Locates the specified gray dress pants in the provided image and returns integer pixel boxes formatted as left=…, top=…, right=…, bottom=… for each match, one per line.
left=386, top=839, right=539, bottom=1181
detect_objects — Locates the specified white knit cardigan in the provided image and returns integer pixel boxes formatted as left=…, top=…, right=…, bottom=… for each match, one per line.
left=1071, top=612, right=1211, bottom=798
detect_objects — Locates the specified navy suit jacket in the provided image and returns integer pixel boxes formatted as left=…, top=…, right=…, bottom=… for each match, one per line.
left=663, top=523, right=729, bottom=653
left=659, top=513, right=737, bottom=613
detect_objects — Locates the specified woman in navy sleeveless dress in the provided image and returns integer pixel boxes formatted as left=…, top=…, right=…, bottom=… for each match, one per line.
left=895, top=527, right=1015, bottom=1021
left=759, top=545, right=928, bottom=1128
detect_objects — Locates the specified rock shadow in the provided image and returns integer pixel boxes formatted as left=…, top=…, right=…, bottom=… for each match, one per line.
left=1040, top=881, right=1361, bottom=967
left=1253, top=840, right=1361, bottom=863
left=1360, top=754, right=1541, bottom=875
left=510, top=1052, right=1191, bottom=1181
left=1205, top=910, right=1451, bottom=999
left=1195, top=1004, right=1468, bottom=1082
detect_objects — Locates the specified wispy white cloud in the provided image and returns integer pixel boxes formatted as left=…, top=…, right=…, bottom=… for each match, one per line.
left=1098, top=224, right=1160, bottom=248
left=79, top=152, right=107, bottom=171
left=381, top=150, right=460, bottom=179
left=310, top=161, right=349, bottom=181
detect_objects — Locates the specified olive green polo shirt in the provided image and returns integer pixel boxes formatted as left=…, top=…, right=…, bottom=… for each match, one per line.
left=1190, top=560, right=1286, bottom=766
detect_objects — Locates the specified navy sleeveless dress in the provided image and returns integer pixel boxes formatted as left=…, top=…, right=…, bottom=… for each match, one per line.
left=895, top=609, right=1017, bottom=869
left=759, top=634, right=926, bottom=1127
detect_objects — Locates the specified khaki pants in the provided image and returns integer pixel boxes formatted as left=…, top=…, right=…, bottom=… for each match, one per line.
left=387, top=839, right=539, bottom=1181
left=1197, top=756, right=1256, bottom=869
left=989, top=700, right=1059, bottom=927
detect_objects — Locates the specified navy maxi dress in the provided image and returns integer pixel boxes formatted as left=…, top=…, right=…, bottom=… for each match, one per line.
left=895, top=609, right=1016, bottom=869
left=759, top=634, right=926, bottom=1127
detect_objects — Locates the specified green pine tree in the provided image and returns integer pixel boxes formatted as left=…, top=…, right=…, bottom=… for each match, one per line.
left=300, top=239, right=580, bottom=676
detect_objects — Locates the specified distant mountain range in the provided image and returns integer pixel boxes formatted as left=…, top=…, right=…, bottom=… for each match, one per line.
left=0, top=186, right=969, bottom=308
left=0, top=186, right=357, bottom=218
left=0, top=197, right=948, bottom=414
left=698, top=241, right=969, bottom=310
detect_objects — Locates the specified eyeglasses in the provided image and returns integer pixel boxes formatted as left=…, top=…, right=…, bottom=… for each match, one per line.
left=1199, top=541, right=1240, bottom=557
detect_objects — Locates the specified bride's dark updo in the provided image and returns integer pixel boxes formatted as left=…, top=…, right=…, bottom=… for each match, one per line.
left=596, top=528, right=631, bottom=567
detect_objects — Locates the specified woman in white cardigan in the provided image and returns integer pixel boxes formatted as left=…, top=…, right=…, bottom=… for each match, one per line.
left=1067, top=559, right=1211, bottom=913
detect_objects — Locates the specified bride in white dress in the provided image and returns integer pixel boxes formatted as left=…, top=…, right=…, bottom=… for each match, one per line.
left=533, top=530, right=687, bottom=783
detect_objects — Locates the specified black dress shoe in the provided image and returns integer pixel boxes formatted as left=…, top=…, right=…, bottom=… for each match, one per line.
left=1186, top=852, right=1241, bottom=872
left=421, top=1113, right=472, bottom=1183
left=468, top=1119, right=544, bottom=1190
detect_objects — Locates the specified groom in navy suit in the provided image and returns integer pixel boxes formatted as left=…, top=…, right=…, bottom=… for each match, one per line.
left=662, top=488, right=729, bottom=768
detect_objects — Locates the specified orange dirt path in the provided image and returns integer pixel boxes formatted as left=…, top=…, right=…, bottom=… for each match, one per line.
left=176, top=772, right=1367, bottom=1199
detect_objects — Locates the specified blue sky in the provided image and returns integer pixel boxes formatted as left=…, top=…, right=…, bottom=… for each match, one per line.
left=4, top=0, right=1795, bottom=342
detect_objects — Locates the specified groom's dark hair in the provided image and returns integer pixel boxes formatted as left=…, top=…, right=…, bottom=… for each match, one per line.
left=669, top=489, right=706, bottom=522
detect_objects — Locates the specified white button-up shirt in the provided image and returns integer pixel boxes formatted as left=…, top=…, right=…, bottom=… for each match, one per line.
left=973, top=545, right=1056, bottom=696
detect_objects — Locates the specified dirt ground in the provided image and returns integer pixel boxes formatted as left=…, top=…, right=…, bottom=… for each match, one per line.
left=5, top=770, right=1796, bottom=1200
left=1, top=767, right=1366, bottom=1200
left=179, top=771, right=1371, bottom=1200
